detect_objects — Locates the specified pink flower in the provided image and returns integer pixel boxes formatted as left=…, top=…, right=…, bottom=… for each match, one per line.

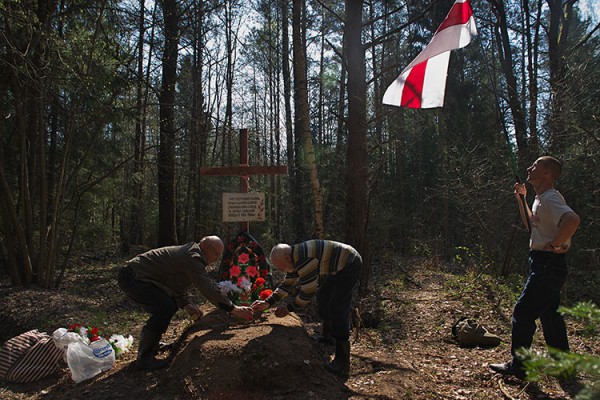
left=229, top=265, right=241, bottom=277
left=246, top=265, right=258, bottom=277
left=237, top=253, right=250, bottom=264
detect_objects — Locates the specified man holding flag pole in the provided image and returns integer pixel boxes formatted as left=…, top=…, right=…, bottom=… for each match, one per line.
left=489, top=157, right=580, bottom=380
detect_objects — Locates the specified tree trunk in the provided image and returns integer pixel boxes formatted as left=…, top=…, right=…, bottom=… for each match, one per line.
left=134, top=0, right=148, bottom=245
left=490, top=0, right=529, bottom=168
left=224, top=0, right=235, bottom=166
left=190, top=0, right=208, bottom=241
left=344, top=0, right=369, bottom=289
left=546, top=0, right=573, bottom=154
left=124, top=0, right=148, bottom=251
left=157, top=0, right=179, bottom=246
left=523, top=0, right=542, bottom=157
left=292, top=0, right=324, bottom=239
left=280, top=0, right=303, bottom=241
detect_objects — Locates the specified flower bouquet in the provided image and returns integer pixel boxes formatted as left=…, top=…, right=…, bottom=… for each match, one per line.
left=218, top=232, right=272, bottom=306
left=52, top=323, right=132, bottom=383
left=107, top=334, right=134, bottom=358
left=63, top=323, right=133, bottom=357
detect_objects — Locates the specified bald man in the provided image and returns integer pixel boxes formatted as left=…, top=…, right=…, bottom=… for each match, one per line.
left=489, top=156, right=580, bottom=379
left=252, top=240, right=362, bottom=378
left=118, top=236, right=253, bottom=370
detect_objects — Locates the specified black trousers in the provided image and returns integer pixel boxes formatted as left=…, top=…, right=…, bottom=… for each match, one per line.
left=316, top=257, right=362, bottom=341
left=511, top=250, right=569, bottom=364
left=118, top=265, right=178, bottom=334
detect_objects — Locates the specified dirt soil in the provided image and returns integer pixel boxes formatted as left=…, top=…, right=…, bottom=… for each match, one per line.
left=0, top=258, right=596, bottom=399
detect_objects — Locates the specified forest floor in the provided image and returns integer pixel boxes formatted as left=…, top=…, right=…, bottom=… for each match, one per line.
left=0, top=255, right=598, bottom=399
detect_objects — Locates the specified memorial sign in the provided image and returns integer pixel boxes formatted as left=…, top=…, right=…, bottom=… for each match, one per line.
left=222, top=192, right=266, bottom=222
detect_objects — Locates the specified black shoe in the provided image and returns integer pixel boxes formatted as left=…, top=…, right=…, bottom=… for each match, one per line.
left=325, top=340, right=350, bottom=378
left=489, top=361, right=526, bottom=380
left=311, top=334, right=335, bottom=345
left=136, top=328, right=170, bottom=370
left=136, top=355, right=169, bottom=370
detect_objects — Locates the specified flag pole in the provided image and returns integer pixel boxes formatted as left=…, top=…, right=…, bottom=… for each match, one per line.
left=475, top=24, right=531, bottom=233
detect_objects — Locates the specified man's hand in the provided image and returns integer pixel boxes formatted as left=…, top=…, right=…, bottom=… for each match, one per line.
left=251, top=300, right=269, bottom=312
left=184, top=303, right=203, bottom=320
left=231, top=305, right=253, bottom=321
left=544, top=241, right=568, bottom=254
left=274, top=306, right=289, bottom=318
left=514, top=182, right=526, bottom=197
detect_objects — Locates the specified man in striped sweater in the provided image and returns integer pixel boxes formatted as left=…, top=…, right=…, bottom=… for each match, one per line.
left=251, top=240, right=362, bottom=378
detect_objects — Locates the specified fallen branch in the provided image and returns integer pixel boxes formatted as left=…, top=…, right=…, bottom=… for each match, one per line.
left=497, top=378, right=516, bottom=400
left=395, top=262, right=423, bottom=289
left=497, top=377, right=530, bottom=400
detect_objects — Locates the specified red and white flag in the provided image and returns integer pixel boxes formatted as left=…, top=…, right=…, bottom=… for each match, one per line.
left=383, top=0, right=478, bottom=108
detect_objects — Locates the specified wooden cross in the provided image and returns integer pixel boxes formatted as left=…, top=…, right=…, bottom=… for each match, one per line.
left=200, top=128, right=288, bottom=232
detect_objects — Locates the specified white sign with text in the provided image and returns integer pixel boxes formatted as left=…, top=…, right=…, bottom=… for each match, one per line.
left=222, top=193, right=266, bottom=222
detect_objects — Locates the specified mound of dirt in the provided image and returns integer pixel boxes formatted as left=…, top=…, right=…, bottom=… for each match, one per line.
left=14, top=308, right=349, bottom=400
left=166, top=309, right=346, bottom=399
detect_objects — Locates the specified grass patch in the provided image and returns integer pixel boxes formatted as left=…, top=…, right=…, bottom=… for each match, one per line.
left=443, top=269, right=521, bottom=309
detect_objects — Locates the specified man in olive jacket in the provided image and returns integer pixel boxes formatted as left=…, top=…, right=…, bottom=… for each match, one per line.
left=118, top=235, right=253, bottom=370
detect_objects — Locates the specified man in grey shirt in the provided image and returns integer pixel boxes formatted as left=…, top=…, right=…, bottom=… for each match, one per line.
left=489, top=156, right=580, bottom=379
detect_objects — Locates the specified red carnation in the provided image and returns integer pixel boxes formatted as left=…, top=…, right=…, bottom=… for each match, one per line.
left=229, top=265, right=241, bottom=277
left=259, top=289, right=273, bottom=300
left=238, top=253, right=250, bottom=264
left=246, top=265, right=258, bottom=277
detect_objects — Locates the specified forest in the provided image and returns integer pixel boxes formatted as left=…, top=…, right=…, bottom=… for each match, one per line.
left=1, top=0, right=599, bottom=399
left=1, top=0, right=599, bottom=289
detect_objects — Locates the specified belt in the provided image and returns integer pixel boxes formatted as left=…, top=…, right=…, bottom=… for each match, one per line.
left=529, top=250, right=566, bottom=258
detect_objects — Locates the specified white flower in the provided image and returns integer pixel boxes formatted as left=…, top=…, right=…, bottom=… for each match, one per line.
left=109, top=334, right=134, bottom=354
left=217, top=280, right=242, bottom=295
left=238, top=276, right=252, bottom=292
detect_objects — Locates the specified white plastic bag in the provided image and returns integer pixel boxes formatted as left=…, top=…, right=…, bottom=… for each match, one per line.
left=65, top=338, right=115, bottom=383
left=52, top=328, right=82, bottom=351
